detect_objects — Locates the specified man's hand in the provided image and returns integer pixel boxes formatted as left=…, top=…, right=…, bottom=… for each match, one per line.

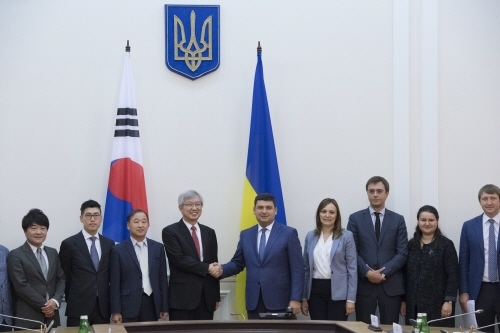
left=112, top=313, right=122, bottom=323
left=345, top=301, right=355, bottom=316
left=459, top=293, right=469, bottom=312
left=365, top=267, right=386, bottom=284
left=400, top=301, right=406, bottom=317
left=301, top=299, right=309, bottom=316
left=159, top=312, right=168, bottom=320
left=289, top=300, right=301, bottom=315
left=441, top=302, right=452, bottom=318
left=41, top=299, right=57, bottom=317
left=215, top=302, right=220, bottom=310
left=208, top=263, right=222, bottom=278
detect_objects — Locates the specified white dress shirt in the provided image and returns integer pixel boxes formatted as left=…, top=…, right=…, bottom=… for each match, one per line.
left=312, top=232, right=333, bottom=279
left=369, top=206, right=386, bottom=229
left=257, top=221, right=275, bottom=251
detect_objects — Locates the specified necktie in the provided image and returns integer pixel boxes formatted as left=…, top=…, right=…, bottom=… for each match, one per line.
left=36, top=248, right=48, bottom=279
left=488, top=219, right=498, bottom=282
left=374, top=212, right=381, bottom=241
left=259, top=228, right=268, bottom=261
left=90, top=236, right=99, bottom=271
left=191, top=226, right=201, bottom=259
left=136, top=242, right=153, bottom=296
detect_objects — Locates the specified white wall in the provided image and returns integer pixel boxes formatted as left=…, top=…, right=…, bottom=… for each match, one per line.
left=0, top=0, right=499, bottom=269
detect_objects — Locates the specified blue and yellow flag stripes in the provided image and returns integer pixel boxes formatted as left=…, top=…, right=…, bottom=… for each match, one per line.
left=235, top=43, right=287, bottom=319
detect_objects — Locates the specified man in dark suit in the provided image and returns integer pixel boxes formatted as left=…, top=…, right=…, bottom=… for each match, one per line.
left=110, top=209, right=169, bottom=323
left=59, top=200, right=115, bottom=326
left=162, top=190, right=220, bottom=320
left=459, top=184, right=500, bottom=332
left=0, top=244, right=13, bottom=332
left=346, top=176, right=408, bottom=324
left=7, top=209, right=65, bottom=328
left=216, top=193, right=304, bottom=319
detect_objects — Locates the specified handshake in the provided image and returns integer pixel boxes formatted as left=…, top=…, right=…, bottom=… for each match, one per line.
left=208, top=262, right=223, bottom=278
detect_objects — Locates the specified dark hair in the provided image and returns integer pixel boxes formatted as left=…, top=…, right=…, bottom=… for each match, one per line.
left=408, top=205, right=442, bottom=249
left=80, top=200, right=101, bottom=215
left=478, top=184, right=500, bottom=201
left=22, top=208, right=49, bottom=231
left=254, top=193, right=276, bottom=207
left=315, top=198, right=343, bottom=239
left=127, top=209, right=149, bottom=223
left=365, top=176, right=390, bottom=192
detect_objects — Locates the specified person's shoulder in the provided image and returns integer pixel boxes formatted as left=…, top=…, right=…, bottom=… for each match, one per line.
left=463, top=214, right=483, bottom=226
left=163, top=220, right=183, bottom=232
left=61, top=231, right=82, bottom=243
left=199, top=223, right=215, bottom=232
left=0, top=244, right=8, bottom=253
left=349, top=208, right=369, bottom=218
left=305, top=230, right=316, bottom=239
left=385, top=208, right=404, bottom=219
left=99, top=234, right=115, bottom=245
left=342, top=229, right=354, bottom=238
left=146, top=238, right=163, bottom=247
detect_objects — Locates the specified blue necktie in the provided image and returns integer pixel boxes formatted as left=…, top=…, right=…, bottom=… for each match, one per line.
left=259, top=228, right=267, bottom=261
left=90, top=236, right=99, bottom=271
left=488, top=219, right=497, bottom=282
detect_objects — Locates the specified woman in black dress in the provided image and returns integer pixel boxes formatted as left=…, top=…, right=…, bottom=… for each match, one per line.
left=400, top=205, right=459, bottom=327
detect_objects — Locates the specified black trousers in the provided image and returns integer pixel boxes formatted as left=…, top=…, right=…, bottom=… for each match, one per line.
left=247, top=290, right=288, bottom=320
left=122, top=293, right=157, bottom=323
left=308, top=279, right=347, bottom=321
left=0, top=319, right=12, bottom=332
left=475, top=282, right=500, bottom=332
left=169, top=289, right=214, bottom=320
left=67, top=297, right=110, bottom=327
left=355, top=284, right=401, bottom=325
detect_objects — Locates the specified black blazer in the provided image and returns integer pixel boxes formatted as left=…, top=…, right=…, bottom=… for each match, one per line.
left=7, top=242, right=65, bottom=328
left=110, top=237, right=169, bottom=319
left=162, top=220, right=220, bottom=311
left=59, top=232, right=115, bottom=319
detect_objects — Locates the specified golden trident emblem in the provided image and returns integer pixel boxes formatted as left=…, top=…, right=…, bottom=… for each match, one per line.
left=174, top=10, right=212, bottom=72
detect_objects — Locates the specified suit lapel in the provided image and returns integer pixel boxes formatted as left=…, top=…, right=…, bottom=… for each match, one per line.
left=147, top=238, right=155, bottom=274
left=75, top=232, right=96, bottom=271
left=45, top=247, right=57, bottom=282
left=200, top=224, right=209, bottom=261
left=330, top=236, right=341, bottom=263
left=309, top=234, right=319, bottom=265
left=363, top=209, right=377, bottom=245
left=249, top=226, right=259, bottom=261
left=474, top=215, right=485, bottom=259
left=125, top=238, right=141, bottom=270
left=22, top=242, right=45, bottom=279
left=262, top=222, right=282, bottom=262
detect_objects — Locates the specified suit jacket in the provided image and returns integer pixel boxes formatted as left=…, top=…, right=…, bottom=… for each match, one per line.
left=346, top=208, right=408, bottom=296
left=110, top=238, right=169, bottom=319
left=459, top=214, right=500, bottom=300
left=221, top=222, right=304, bottom=311
left=59, top=231, right=115, bottom=319
left=302, top=230, right=357, bottom=302
left=0, top=245, right=13, bottom=325
left=7, top=242, right=65, bottom=328
left=162, top=220, right=220, bottom=311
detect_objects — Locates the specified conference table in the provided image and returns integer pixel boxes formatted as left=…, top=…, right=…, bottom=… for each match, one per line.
left=78, top=320, right=455, bottom=333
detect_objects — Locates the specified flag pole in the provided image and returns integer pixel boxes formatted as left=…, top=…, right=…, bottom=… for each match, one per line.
left=257, top=41, right=261, bottom=53
left=126, top=40, right=130, bottom=52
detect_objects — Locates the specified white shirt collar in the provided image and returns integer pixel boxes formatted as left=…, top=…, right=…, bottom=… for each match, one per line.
left=258, top=221, right=275, bottom=232
left=483, top=212, right=500, bottom=224
left=131, top=237, right=147, bottom=247
left=27, top=242, right=43, bottom=252
left=82, top=229, right=99, bottom=240
left=183, top=219, right=199, bottom=231
left=369, top=207, right=386, bottom=215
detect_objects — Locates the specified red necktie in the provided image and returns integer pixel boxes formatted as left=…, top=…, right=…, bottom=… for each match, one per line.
left=191, top=226, right=201, bottom=259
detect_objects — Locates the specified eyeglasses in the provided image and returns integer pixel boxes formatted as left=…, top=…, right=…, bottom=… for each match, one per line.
left=84, top=213, right=101, bottom=220
left=183, top=203, right=203, bottom=208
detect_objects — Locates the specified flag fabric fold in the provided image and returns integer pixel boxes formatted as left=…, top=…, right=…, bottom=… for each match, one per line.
left=235, top=48, right=287, bottom=319
left=103, top=49, right=148, bottom=242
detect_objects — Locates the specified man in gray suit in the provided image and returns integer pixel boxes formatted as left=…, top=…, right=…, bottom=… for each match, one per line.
left=7, top=209, right=65, bottom=329
left=0, top=244, right=13, bottom=332
left=347, top=176, right=408, bottom=324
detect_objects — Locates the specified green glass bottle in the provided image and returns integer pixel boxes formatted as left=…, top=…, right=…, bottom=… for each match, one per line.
left=78, top=315, right=90, bottom=333
left=420, top=313, right=430, bottom=333
left=414, top=313, right=423, bottom=333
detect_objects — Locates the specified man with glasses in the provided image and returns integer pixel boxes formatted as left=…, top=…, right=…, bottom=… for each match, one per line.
left=162, top=190, right=220, bottom=320
left=59, top=200, right=115, bottom=326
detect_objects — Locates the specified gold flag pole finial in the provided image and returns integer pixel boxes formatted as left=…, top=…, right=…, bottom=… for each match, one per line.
left=125, top=40, right=131, bottom=52
left=257, top=41, right=262, bottom=54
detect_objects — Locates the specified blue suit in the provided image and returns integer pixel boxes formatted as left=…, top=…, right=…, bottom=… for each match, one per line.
left=303, top=230, right=357, bottom=302
left=459, top=214, right=500, bottom=300
left=110, top=238, right=169, bottom=320
left=0, top=245, right=13, bottom=326
left=221, top=222, right=304, bottom=311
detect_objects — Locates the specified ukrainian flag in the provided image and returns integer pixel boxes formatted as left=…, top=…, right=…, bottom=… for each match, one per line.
left=235, top=44, right=287, bottom=319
